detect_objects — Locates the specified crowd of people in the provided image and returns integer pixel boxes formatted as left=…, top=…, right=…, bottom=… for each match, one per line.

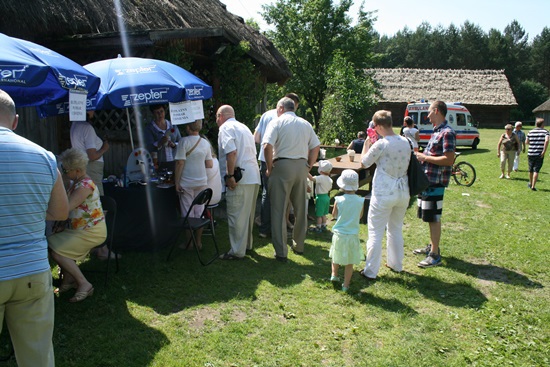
left=2, top=83, right=549, bottom=366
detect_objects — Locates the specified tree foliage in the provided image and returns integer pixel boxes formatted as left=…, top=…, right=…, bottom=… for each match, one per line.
left=262, top=0, right=378, bottom=131
left=317, top=52, right=378, bottom=144
left=213, top=41, right=262, bottom=130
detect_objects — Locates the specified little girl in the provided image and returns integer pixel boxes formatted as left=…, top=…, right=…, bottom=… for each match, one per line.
left=308, top=160, right=333, bottom=233
left=329, top=170, right=365, bottom=292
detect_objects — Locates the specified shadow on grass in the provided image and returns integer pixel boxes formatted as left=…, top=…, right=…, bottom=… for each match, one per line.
left=53, top=264, right=169, bottom=367
left=357, top=271, right=489, bottom=310
left=444, top=256, right=543, bottom=288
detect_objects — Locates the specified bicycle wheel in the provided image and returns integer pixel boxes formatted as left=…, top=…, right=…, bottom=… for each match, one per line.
left=453, top=162, right=476, bottom=187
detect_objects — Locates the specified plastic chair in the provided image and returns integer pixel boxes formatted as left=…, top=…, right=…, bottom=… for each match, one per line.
left=166, top=188, right=220, bottom=265
left=99, top=195, right=119, bottom=285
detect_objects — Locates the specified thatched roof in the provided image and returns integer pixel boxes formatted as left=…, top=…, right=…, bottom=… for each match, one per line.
left=369, top=68, right=517, bottom=106
left=533, top=98, right=550, bottom=113
left=0, top=0, right=290, bottom=83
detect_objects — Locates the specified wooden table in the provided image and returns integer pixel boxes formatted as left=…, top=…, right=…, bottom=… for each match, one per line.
left=314, top=154, right=373, bottom=189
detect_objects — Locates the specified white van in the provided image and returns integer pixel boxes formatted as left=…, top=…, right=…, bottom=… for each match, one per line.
left=405, top=102, right=480, bottom=149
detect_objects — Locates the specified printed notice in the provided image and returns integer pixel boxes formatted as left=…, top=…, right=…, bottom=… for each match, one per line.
left=69, top=90, right=87, bottom=121
left=169, top=100, right=204, bottom=125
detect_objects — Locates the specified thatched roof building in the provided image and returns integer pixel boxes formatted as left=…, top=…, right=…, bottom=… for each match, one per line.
left=0, top=0, right=291, bottom=174
left=533, top=98, right=550, bottom=125
left=369, top=68, right=517, bottom=127
left=0, top=0, right=290, bottom=83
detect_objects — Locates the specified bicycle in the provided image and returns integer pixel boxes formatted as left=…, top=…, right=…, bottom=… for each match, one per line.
left=451, top=153, right=476, bottom=186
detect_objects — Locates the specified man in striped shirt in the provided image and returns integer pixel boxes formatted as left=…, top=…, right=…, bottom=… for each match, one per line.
left=526, top=118, right=549, bottom=191
left=0, top=89, right=68, bottom=366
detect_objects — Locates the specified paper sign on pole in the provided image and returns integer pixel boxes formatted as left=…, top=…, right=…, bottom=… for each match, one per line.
left=169, top=100, right=205, bottom=125
left=69, top=90, right=87, bottom=121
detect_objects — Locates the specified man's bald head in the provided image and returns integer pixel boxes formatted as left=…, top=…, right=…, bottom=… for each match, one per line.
left=0, top=89, right=18, bottom=130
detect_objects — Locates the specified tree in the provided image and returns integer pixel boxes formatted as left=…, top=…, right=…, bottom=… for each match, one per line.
left=531, top=27, right=550, bottom=93
left=262, top=0, right=378, bottom=131
left=510, top=80, right=549, bottom=120
left=318, top=52, right=378, bottom=144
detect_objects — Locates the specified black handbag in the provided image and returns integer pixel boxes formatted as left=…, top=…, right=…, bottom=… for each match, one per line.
left=407, top=139, right=430, bottom=196
left=233, top=166, right=245, bottom=182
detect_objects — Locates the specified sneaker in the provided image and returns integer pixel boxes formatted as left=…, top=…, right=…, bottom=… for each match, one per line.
left=531, top=187, right=537, bottom=191
left=505, top=174, right=510, bottom=179
left=259, top=232, right=268, bottom=239
left=528, top=183, right=532, bottom=189
left=418, top=252, right=442, bottom=268
left=499, top=174, right=504, bottom=179
left=309, top=227, right=323, bottom=233
left=341, top=285, right=349, bottom=292
left=413, top=244, right=431, bottom=255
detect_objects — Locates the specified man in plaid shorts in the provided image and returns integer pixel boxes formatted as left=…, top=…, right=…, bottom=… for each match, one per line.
left=413, top=101, right=456, bottom=267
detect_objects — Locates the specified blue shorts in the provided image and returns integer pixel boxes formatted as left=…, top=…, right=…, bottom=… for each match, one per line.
left=417, top=185, right=445, bottom=223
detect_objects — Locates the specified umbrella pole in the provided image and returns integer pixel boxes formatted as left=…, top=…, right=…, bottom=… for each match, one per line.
left=126, top=108, right=135, bottom=151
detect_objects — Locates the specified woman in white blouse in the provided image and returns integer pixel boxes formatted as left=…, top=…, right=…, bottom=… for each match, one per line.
left=174, top=120, right=213, bottom=250
left=360, top=110, right=411, bottom=279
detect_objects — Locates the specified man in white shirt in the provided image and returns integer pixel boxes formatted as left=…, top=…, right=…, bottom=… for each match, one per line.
left=254, top=93, right=300, bottom=238
left=263, top=97, right=320, bottom=261
left=216, top=105, right=261, bottom=259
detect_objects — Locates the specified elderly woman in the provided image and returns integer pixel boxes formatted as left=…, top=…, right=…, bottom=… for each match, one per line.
left=174, top=120, right=213, bottom=250
left=360, top=110, right=411, bottom=279
left=497, top=123, right=520, bottom=179
left=48, top=148, right=106, bottom=303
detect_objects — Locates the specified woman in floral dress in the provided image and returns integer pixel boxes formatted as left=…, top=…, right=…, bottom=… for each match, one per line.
left=48, top=148, right=106, bottom=302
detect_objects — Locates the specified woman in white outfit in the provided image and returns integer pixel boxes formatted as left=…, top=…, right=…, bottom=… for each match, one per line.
left=174, top=120, right=213, bottom=250
left=360, top=110, right=411, bottom=279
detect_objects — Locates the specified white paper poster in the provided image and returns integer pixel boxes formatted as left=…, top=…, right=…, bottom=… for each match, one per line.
left=169, top=100, right=205, bottom=125
left=69, top=90, right=87, bottom=121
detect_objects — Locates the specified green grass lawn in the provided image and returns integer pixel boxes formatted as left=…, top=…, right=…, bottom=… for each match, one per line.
left=2, top=128, right=548, bottom=367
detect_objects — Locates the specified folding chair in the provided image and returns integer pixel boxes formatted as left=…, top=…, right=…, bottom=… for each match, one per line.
left=203, top=202, right=219, bottom=237
left=99, top=195, right=119, bottom=285
left=166, top=188, right=220, bottom=265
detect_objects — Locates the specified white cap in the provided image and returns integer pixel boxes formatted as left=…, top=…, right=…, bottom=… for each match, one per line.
left=318, top=160, right=333, bottom=173
left=337, top=169, right=359, bottom=191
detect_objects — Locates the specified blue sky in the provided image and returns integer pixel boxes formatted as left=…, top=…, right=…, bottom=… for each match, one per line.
left=222, top=0, right=549, bottom=41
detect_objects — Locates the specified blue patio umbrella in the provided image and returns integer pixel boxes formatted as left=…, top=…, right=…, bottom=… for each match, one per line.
left=0, top=33, right=100, bottom=108
left=83, top=56, right=213, bottom=149
left=84, top=56, right=212, bottom=110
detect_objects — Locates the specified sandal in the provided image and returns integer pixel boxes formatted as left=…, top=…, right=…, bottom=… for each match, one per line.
left=55, top=281, right=77, bottom=294
left=219, top=252, right=243, bottom=260
left=69, top=287, right=94, bottom=303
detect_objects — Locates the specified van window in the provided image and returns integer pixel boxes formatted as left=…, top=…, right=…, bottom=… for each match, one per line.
left=467, top=115, right=474, bottom=126
left=420, top=112, right=429, bottom=124
left=456, top=113, right=466, bottom=126
left=408, top=112, right=418, bottom=125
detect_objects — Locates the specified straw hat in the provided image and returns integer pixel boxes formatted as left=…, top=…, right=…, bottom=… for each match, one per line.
left=337, top=169, right=359, bottom=191
left=318, top=160, right=333, bottom=174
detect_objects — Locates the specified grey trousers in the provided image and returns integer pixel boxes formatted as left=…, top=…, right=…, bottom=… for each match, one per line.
left=268, top=158, right=309, bottom=257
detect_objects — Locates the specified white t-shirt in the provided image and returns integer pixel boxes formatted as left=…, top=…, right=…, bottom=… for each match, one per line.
left=402, top=127, right=419, bottom=149
left=313, top=174, right=333, bottom=195
left=218, top=118, right=261, bottom=185
left=175, top=136, right=212, bottom=188
left=70, top=121, right=104, bottom=162
left=254, top=109, right=278, bottom=162
left=262, top=111, right=320, bottom=160
left=206, top=158, right=222, bottom=205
